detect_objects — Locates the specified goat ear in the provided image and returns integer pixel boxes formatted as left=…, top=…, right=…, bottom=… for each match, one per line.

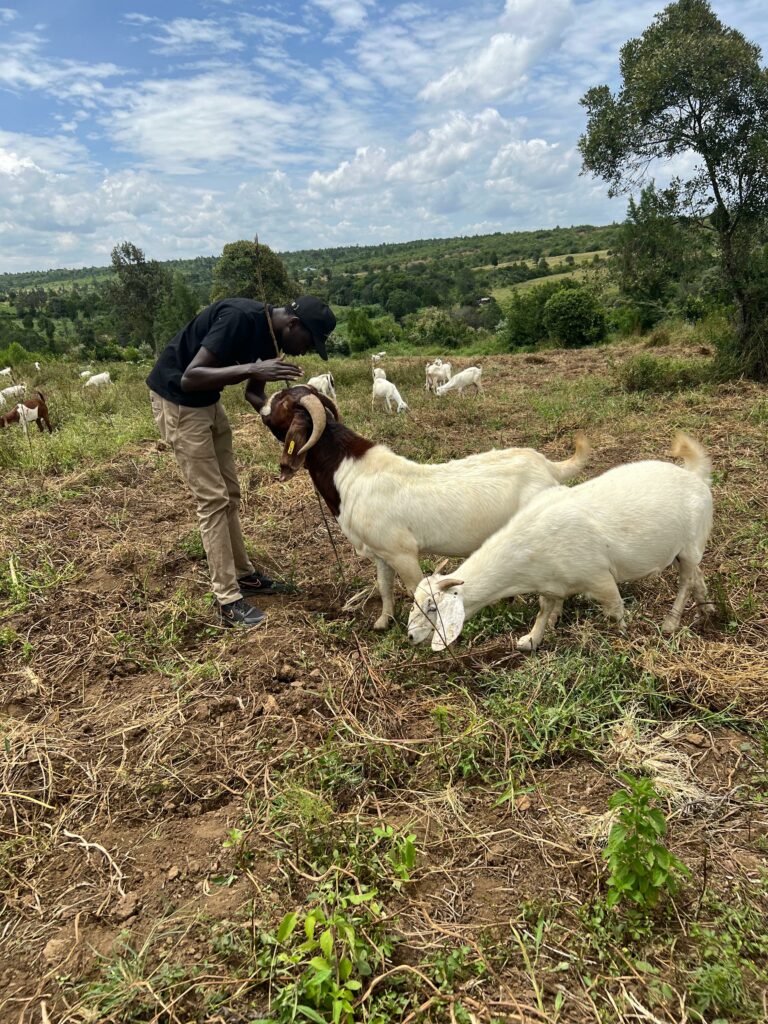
left=433, top=558, right=449, bottom=574
left=431, top=594, right=466, bottom=651
left=278, top=415, right=309, bottom=481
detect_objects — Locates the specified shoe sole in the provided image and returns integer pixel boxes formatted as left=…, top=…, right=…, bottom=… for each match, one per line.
left=220, top=615, right=267, bottom=628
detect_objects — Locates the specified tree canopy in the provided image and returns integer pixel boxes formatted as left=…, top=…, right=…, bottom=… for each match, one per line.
left=579, top=0, right=768, bottom=377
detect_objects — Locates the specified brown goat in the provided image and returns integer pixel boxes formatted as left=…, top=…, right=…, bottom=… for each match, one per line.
left=0, top=391, right=53, bottom=433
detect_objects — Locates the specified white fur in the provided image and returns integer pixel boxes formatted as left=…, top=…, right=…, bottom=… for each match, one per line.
left=306, top=373, right=337, bottom=401
left=34, top=361, right=41, bottom=371
left=372, top=377, right=408, bottom=414
left=407, top=435, right=713, bottom=651
left=1, top=384, right=25, bottom=402
left=371, top=351, right=386, bottom=363
left=84, top=371, right=112, bottom=387
left=79, top=370, right=94, bottom=379
left=436, top=366, right=482, bottom=397
left=331, top=433, right=589, bottom=629
left=15, top=402, right=39, bottom=437
left=0, top=367, right=11, bottom=377
left=425, top=359, right=452, bottom=392
left=373, top=367, right=386, bottom=380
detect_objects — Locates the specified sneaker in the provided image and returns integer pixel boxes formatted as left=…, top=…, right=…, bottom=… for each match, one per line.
left=219, top=598, right=267, bottom=628
left=237, top=571, right=292, bottom=595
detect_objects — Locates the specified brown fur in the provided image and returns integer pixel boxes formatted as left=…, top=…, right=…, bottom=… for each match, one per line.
left=261, top=385, right=373, bottom=518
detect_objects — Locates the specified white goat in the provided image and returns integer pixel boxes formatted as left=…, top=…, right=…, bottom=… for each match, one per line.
left=263, top=388, right=591, bottom=629
left=0, top=367, right=11, bottom=377
left=84, top=371, right=112, bottom=387
left=34, top=361, right=41, bottom=372
left=79, top=369, right=94, bottom=380
left=408, top=433, right=713, bottom=652
left=372, top=367, right=387, bottom=380
left=371, top=351, right=386, bottom=364
left=425, top=359, right=452, bottom=393
left=306, top=373, right=337, bottom=401
left=1, top=384, right=26, bottom=403
left=372, top=377, right=408, bottom=414
left=436, top=366, right=483, bottom=397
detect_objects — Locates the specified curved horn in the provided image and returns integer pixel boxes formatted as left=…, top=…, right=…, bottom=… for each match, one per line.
left=297, top=393, right=327, bottom=454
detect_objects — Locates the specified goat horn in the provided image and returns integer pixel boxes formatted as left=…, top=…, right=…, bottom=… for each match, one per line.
left=297, top=394, right=327, bottom=454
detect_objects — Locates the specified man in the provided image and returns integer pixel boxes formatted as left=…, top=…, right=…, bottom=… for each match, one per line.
left=147, top=295, right=336, bottom=627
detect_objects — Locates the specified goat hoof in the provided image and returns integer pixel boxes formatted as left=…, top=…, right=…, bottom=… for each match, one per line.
left=516, top=634, right=537, bottom=653
left=661, top=616, right=679, bottom=634
left=373, top=615, right=393, bottom=631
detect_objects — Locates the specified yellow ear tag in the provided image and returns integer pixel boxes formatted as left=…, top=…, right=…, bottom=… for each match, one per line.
left=287, top=440, right=295, bottom=455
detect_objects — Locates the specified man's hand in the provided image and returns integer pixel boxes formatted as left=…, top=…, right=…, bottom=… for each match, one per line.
left=248, top=357, right=303, bottom=382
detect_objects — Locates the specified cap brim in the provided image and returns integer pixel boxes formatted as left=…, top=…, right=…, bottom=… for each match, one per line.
left=310, top=332, right=328, bottom=360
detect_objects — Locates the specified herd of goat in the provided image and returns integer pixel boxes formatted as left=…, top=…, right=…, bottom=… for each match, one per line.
left=306, top=353, right=484, bottom=418
left=2, top=355, right=715, bottom=651
left=0, top=365, right=112, bottom=434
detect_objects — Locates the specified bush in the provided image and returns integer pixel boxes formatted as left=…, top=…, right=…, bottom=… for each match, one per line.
left=499, top=279, right=580, bottom=349
left=403, top=307, right=469, bottom=349
left=542, top=288, right=607, bottom=347
left=617, top=353, right=711, bottom=392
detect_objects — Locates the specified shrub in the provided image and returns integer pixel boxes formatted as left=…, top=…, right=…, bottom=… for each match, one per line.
left=499, top=279, right=580, bottom=349
left=404, top=307, right=469, bottom=349
left=617, top=353, right=710, bottom=392
left=542, top=288, right=607, bottom=347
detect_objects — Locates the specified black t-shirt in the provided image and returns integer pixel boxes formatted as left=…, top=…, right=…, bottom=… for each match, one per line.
left=146, top=298, right=277, bottom=406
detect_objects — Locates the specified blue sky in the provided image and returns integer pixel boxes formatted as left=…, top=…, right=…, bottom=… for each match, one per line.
left=0, top=0, right=765, bottom=271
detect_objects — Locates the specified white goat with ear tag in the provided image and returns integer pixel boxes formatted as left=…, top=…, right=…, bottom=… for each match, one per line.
left=429, top=578, right=466, bottom=651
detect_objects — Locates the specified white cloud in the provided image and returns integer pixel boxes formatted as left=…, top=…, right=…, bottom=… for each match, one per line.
left=310, top=0, right=373, bottom=33
left=421, top=0, right=573, bottom=102
left=0, top=7, right=17, bottom=23
left=148, top=18, right=244, bottom=54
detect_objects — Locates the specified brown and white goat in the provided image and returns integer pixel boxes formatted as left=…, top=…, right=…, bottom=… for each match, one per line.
left=260, top=386, right=590, bottom=629
left=0, top=391, right=52, bottom=435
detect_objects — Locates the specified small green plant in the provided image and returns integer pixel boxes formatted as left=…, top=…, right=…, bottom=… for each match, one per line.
left=617, top=353, right=709, bottom=392
left=372, top=824, right=417, bottom=884
left=603, top=773, right=690, bottom=915
left=255, top=882, right=394, bottom=1024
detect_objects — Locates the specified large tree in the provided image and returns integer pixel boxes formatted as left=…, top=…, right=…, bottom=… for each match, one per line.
left=210, top=240, right=295, bottom=305
left=579, top=0, right=768, bottom=378
left=107, top=241, right=171, bottom=353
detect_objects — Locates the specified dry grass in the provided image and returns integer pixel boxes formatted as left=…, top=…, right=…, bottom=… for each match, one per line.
left=1, top=343, right=767, bottom=1023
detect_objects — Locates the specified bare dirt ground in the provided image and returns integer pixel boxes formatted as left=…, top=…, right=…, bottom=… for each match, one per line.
left=1, top=346, right=767, bottom=1023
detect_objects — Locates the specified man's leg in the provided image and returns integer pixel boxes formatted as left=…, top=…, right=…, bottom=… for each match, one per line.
left=211, top=402, right=254, bottom=580
left=161, top=399, right=243, bottom=606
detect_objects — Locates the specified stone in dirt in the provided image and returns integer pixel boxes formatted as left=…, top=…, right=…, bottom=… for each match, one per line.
left=276, top=663, right=295, bottom=682
left=43, top=937, right=71, bottom=963
left=113, top=892, right=140, bottom=921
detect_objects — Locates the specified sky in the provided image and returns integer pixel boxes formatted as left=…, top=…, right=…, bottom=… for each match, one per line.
left=0, top=1, right=766, bottom=272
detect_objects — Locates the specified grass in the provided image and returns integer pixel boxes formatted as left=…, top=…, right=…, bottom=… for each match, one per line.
left=1, top=342, right=767, bottom=1023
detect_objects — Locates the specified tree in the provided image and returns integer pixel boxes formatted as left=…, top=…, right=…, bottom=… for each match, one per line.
left=154, top=273, right=200, bottom=346
left=107, top=241, right=171, bottom=352
left=500, top=279, right=580, bottom=349
left=542, top=288, right=607, bottom=347
left=211, top=240, right=295, bottom=305
left=346, top=308, right=380, bottom=352
left=611, top=183, right=706, bottom=325
left=579, top=0, right=768, bottom=378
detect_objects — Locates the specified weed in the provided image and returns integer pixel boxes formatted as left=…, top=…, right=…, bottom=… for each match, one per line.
left=617, top=353, right=711, bottom=392
left=603, top=773, right=690, bottom=919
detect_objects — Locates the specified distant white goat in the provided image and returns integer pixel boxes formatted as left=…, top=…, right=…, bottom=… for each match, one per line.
left=84, top=371, right=112, bottom=388
left=373, top=367, right=387, bottom=380
left=0, top=367, right=11, bottom=377
left=436, top=366, right=483, bottom=397
left=34, top=361, right=41, bottom=372
left=1, top=384, right=26, bottom=404
left=306, top=373, right=337, bottom=401
left=371, top=351, right=387, bottom=364
left=425, top=359, right=452, bottom=393
left=372, top=377, right=408, bottom=414
left=408, top=433, right=713, bottom=652
left=79, top=370, right=94, bottom=379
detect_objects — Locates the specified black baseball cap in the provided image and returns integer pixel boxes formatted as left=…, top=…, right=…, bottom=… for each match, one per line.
left=287, top=296, right=336, bottom=361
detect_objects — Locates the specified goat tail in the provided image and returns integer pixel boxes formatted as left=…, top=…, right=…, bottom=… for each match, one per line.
left=549, top=430, right=591, bottom=482
left=37, top=390, right=45, bottom=403
left=671, top=431, right=711, bottom=482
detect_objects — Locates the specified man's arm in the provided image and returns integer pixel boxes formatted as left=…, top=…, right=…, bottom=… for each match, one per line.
left=180, top=346, right=303, bottom=393
left=244, top=376, right=266, bottom=411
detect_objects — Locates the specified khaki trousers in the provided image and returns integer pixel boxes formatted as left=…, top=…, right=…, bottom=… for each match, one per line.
left=150, top=392, right=254, bottom=605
